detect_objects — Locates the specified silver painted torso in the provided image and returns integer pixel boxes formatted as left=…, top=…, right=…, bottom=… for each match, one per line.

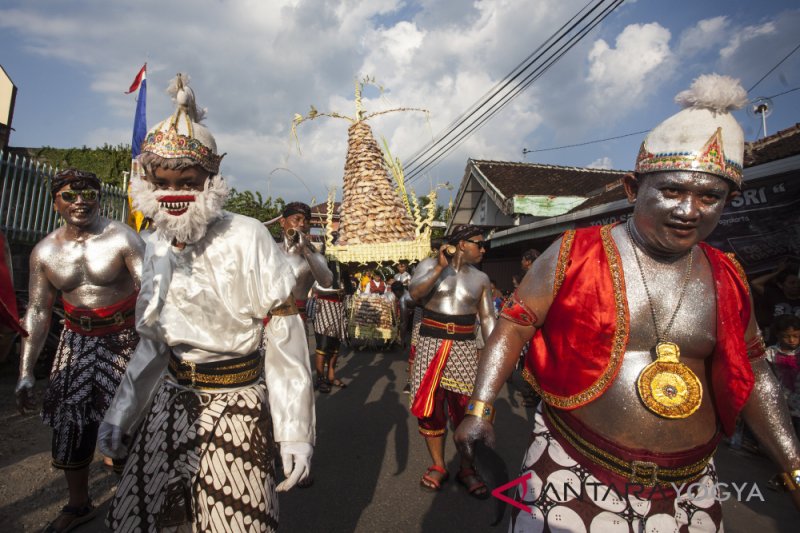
left=282, top=241, right=315, bottom=300
left=34, top=218, right=142, bottom=308
left=571, top=224, right=719, bottom=451
left=413, top=257, right=489, bottom=316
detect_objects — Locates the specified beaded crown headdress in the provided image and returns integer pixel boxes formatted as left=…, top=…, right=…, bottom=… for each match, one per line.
left=140, top=73, right=224, bottom=174
left=635, top=74, right=748, bottom=188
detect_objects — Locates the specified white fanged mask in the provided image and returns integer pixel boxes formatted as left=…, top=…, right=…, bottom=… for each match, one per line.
left=131, top=174, right=229, bottom=244
left=157, top=195, right=196, bottom=216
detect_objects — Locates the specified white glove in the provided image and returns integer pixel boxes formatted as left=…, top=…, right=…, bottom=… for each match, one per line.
left=276, top=441, right=313, bottom=492
left=98, top=420, right=128, bottom=459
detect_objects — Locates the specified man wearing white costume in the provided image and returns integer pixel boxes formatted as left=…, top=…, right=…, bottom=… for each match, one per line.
left=99, top=74, right=314, bottom=532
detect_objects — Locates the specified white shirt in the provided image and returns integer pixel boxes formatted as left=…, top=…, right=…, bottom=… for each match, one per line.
left=105, top=212, right=313, bottom=443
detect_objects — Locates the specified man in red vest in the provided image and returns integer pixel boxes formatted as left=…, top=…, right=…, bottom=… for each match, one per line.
left=456, top=74, right=800, bottom=530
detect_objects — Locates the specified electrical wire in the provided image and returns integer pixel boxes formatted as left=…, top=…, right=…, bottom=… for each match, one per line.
left=747, top=41, right=800, bottom=93
left=402, top=0, right=607, bottom=167
left=404, top=10, right=796, bottom=177
left=522, top=129, right=649, bottom=154
left=405, top=0, right=624, bottom=184
left=404, top=0, right=619, bottom=182
left=513, top=88, right=800, bottom=157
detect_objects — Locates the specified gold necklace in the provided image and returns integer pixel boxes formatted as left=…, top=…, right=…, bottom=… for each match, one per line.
left=626, top=221, right=703, bottom=419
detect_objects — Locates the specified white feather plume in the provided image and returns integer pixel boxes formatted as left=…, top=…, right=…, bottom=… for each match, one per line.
left=674, top=74, right=748, bottom=114
left=166, top=73, right=207, bottom=122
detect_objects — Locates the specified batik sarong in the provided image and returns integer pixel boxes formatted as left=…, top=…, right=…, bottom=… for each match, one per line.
left=410, top=334, right=478, bottom=401
left=42, top=326, right=137, bottom=469
left=106, top=379, right=278, bottom=533
left=313, top=297, right=347, bottom=341
left=410, top=307, right=423, bottom=349
left=510, top=406, right=723, bottom=532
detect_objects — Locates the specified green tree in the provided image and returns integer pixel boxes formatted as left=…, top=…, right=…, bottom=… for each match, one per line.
left=224, top=189, right=285, bottom=237
left=21, top=144, right=133, bottom=186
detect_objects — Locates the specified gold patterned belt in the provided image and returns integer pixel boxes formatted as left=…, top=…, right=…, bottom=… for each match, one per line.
left=167, top=351, right=262, bottom=390
left=543, top=404, right=716, bottom=488
left=270, top=297, right=299, bottom=317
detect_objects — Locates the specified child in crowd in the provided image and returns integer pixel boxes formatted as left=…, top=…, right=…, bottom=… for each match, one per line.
left=766, top=313, right=800, bottom=436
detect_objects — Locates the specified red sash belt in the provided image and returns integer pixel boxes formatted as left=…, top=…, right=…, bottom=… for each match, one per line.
left=63, top=292, right=137, bottom=336
left=543, top=404, right=719, bottom=498
left=418, top=309, right=476, bottom=341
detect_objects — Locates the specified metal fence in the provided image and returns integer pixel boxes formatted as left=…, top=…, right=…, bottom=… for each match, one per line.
left=0, top=151, right=129, bottom=244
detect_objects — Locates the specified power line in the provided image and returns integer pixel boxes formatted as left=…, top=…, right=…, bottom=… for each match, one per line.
left=747, top=41, right=800, bottom=93
left=402, top=0, right=606, bottom=167
left=523, top=129, right=649, bottom=154
left=407, top=1, right=622, bottom=183
left=764, top=86, right=800, bottom=100
left=404, top=0, right=619, bottom=182
left=404, top=0, right=624, bottom=184
left=516, top=86, right=800, bottom=156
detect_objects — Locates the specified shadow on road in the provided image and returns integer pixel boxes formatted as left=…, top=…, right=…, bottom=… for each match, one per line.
left=279, top=346, right=411, bottom=532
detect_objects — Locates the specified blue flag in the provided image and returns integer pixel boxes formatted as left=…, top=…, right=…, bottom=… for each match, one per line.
left=129, top=64, right=147, bottom=157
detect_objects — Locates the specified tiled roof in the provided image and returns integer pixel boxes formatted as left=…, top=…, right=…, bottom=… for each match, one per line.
left=744, top=123, right=800, bottom=167
left=472, top=159, right=628, bottom=200
left=470, top=159, right=629, bottom=214
left=310, top=201, right=340, bottom=218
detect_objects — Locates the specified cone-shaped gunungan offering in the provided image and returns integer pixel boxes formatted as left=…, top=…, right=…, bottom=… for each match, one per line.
left=336, top=121, right=416, bottom=245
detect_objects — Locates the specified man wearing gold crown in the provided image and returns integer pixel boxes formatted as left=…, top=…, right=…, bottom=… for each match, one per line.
left=455, top=74, right=800, bottom=531
left=99, top=74, right=314, bottom=532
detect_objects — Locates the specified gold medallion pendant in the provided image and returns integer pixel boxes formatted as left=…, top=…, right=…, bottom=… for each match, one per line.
left=637, top=342, right=703, bottom=419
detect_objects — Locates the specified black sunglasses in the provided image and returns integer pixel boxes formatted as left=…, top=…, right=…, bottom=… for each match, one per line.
left=59, top=189, right=99, bottom=203
left=464, top=239, right=488, bottom=250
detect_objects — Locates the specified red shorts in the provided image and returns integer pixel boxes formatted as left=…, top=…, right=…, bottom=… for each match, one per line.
left=417, top=387, right=470, bottom=438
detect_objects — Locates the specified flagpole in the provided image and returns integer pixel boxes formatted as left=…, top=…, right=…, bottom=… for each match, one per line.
left=126, top=63, right=147, bottom=231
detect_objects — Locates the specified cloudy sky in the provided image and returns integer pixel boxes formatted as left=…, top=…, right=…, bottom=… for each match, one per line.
left=1, top=0, right=798, bottom=206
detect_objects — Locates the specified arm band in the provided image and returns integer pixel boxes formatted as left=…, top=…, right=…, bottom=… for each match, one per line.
left=499, top=291, right=537, bottom=327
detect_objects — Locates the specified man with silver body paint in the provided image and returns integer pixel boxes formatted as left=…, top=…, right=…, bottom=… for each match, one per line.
left=409, top=225, right=497, bottom=498
left=15, top=168, right=144, bottom=533
left=456, top=75, right=800, bottom=531
left=99, top=75, right=313, bottom=532
left=262, top=202, right=331, bottom=486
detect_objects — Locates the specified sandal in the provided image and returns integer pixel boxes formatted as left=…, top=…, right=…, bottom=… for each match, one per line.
left=457, top=467, right=489, bottom=500
left=329, top=379, right=348, bottom=389
left=314, top=376, right=331, bottom=393
left=43, top=501, right=97, bottom=533
left=420, top=464, right=449, bottom=491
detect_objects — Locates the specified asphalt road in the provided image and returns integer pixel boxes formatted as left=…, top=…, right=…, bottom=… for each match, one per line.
left=0, top=342, right=796, bottom=532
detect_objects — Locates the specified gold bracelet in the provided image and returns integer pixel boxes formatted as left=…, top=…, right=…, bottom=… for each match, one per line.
left=772, top=469, right=800, bottom=491
left=465, top=400, right=495, bottom=424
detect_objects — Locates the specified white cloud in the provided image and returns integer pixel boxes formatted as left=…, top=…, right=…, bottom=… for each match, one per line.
left=677, top=16, right=730, bottom=57
left=587, top=156, right=613, bottom=169
left=720, top=21, right=776, bottom=60
left=587, top=23, right=674, bottom=105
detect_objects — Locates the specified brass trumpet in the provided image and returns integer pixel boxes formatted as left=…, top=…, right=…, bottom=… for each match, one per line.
left=285, top=228, right=300, bottom=243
